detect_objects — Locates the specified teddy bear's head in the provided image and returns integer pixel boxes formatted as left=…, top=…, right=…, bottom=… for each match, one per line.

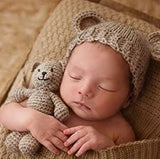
left=31, top=61, right=63, bottom=92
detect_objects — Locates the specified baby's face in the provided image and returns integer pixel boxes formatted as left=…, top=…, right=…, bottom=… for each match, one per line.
left=60, top=42, right=130, bottom=120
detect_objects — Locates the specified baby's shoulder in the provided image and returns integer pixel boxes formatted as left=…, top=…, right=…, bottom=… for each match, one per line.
left=110, top=113, right=135, bottom=145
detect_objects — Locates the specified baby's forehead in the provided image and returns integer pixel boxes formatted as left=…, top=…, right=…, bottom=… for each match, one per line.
left=67, top=41, right=130, bottom=77
left=70, top=41, right=126, bottom=64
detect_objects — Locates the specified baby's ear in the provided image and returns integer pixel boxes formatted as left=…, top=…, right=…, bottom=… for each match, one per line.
left=73, top=10, right=105, bottom=34
left=148, top=31, right=160, bottom=61
left=31, top=62, right=40, bottom=72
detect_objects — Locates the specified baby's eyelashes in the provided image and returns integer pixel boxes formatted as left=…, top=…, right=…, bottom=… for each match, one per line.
left=68, top=72, right=82, bottom=80
left=98, top=85, right=117, bottom=92
left=98, top=84, right=117, bottom=92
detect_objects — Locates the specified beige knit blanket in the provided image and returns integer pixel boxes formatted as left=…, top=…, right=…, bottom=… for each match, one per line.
left=0, top=0, right=61, bottom=105
left=0, top=0, right=160, bottom=158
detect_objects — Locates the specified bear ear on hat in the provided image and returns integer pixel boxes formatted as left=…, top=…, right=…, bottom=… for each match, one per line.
left=148, top=31, right=160, bottom=61
left=73, top=10, right=105, bottom=34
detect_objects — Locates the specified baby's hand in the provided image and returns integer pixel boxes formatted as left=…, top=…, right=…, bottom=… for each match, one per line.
left=63, top=126, right=115, bottom=157
left=27, top=110, right=69, bottom=155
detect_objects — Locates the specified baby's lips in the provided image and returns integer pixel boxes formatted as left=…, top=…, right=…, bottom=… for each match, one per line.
left=74, top=101, right=91, bottom=110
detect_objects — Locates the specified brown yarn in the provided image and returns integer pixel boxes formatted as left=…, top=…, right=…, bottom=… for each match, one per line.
left=0, top=0, right=160, bottom=158
left=61, top=10, right=160, bottom=103
left=5, top=61, right=69, bottom=156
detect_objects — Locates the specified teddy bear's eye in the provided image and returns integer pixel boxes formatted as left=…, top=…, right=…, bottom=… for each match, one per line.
left=50, top=68, right=53, bottom=72
left=38, top=69, right=40, bottom=72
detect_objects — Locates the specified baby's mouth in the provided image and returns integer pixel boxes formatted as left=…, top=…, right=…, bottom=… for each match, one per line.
left=74, top=101, right=91, bottom=110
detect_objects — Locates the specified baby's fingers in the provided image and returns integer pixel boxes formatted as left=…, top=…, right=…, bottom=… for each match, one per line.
left=42, top=140, right=59, bottom=155
left=67, top=137, right=87, bottom=155
left=64, top=130, right=84, bottom=147
left=51, top=137, right=68, bottom=152
left=76, top=142, right=91, bottom=157
left=56, top=131, right=68, bottom=142
left=63, top=126, right=83, bottom=135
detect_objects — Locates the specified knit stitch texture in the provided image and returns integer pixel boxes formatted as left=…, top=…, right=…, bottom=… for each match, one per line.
left=4, top=61, right=69, bottom=156
left=61, top=10, right=160, bottom=102
left=0, top=0, right=160, bottom=158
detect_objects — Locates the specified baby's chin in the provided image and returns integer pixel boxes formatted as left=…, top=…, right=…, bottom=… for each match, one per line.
left=79, top=115, right=109, bottom=121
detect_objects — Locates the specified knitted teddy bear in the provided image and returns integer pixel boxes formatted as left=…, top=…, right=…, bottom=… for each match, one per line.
left=5, top=61, right=69, bottom=156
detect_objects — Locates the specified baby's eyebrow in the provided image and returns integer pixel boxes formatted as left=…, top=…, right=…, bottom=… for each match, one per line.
left=99, top=75, right=115, bottom=81
left=69, top=64, right=118, bottom=82
left=100, top=76, right=113, bottom=80
left=69, top=65, right=84, bottom=73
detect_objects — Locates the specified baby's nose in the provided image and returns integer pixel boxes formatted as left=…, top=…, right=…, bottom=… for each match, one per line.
left=78, top=84, right=94, bottom=98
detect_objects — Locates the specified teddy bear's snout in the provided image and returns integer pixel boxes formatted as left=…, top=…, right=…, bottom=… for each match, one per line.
left=37, top=71, right=49, bottom=81
left=42, top=71, right=47, bottom=77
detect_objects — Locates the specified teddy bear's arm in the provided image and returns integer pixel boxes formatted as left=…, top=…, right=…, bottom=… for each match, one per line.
left=8, top=87, right=33, bottom=103
left=50, top=93, right=69, bottom=122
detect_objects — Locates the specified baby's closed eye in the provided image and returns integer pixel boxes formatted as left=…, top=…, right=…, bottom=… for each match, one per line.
left=68, top=72, right=82, bottom=80
left=98, top=83, right=117, bottom=92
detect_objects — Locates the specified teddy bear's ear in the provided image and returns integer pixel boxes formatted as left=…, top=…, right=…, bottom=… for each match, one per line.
left=73, top=10, right=105, bottom=34
left=58, top=60, right=64, bottom=71
left=148, top=31, right=160, bottom=61
left=31, top=62, right=40, bottom=72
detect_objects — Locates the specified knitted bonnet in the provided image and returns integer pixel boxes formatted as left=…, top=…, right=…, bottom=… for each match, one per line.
left=61, top=10, right=160, bottom=102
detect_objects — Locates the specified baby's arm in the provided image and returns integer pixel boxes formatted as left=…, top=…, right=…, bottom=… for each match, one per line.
left=114, top=120, right=135, bottom=145
left=0, top=100, right=32, bottom=131
left=0, top=100, right=69, bottom=154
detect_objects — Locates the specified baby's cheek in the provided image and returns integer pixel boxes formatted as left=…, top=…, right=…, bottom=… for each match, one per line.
left=60, top=82, right=73, bottom=104
left=60, top=82, right=68, bottom=100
